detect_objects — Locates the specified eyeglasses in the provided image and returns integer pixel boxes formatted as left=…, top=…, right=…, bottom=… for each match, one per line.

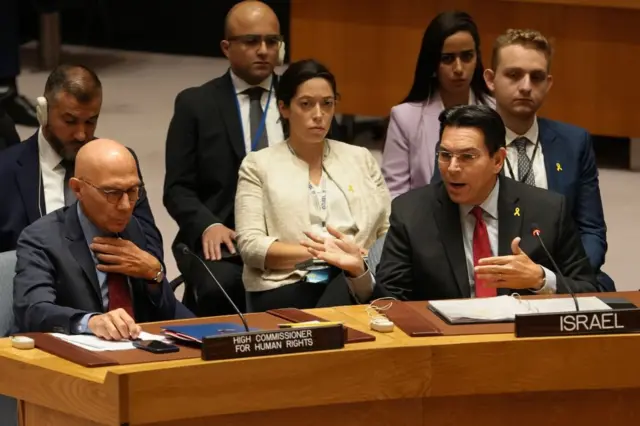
left=80, top=179, right=144, bottom=204
left=227, top=34, right=283, bottom=49
left=437, top=149, right=482, bottom=166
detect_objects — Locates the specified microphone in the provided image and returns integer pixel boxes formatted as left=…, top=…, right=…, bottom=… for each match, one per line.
left=176, top=243, right=249, bottom=332
left=529, top=224, right=579, bottom=312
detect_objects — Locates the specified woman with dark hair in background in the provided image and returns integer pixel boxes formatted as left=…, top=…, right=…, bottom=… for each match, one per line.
left=382, top=11, right=493, bottom=198
left=235, top=59, right=390, bottom=312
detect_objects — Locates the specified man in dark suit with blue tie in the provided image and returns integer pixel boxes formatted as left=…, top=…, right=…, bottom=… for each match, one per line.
left=13, top=139, right=180, bottom=339
left=0, top=64, right=160, bottom=256
left=482, top=29, right=613, bottom=291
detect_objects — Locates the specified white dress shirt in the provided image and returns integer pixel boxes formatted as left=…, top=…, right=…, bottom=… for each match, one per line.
left=230, top=70, right=284, bottom=155
left=308, top=171, right=358, bottom=239
left=38, top=128, right=66, bottom=215
left=504, top=119, right=548, bottom=189
left=459, top=180, right=556, bottom=296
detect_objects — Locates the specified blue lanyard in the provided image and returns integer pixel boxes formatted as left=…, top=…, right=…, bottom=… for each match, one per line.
left=234, top=79, right=274, bottom=152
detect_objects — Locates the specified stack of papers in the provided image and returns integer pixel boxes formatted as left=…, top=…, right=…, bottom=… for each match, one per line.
left=429, top=296, right=612, bottom=324
left=51, top=331, right=167, bottom=352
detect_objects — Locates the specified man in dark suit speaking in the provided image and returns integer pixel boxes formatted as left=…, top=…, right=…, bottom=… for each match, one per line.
left=14, top=139, right=179, bottom=339
left=306, top=105, right=598, bottom=301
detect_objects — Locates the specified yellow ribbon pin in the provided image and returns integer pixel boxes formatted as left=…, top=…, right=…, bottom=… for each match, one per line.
left=514, top=207, right=521, bottom=217
left=348, top=185, right=354, bottom=192
left=556, top=163, right=562, bottom=172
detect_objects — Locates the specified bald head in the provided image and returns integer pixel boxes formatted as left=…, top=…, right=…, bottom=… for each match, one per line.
left=221, top=1, right=281, bottom=85
left=75, top=139, right=137, bottom=181
left=224, top=1, right=279, bottom=39
left=71, top=139, right=142, bottom=233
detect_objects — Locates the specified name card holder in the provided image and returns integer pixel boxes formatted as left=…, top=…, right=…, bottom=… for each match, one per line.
left=515, top=308, right=640, bottom=338
left=201, top=324, right=345, bottom=361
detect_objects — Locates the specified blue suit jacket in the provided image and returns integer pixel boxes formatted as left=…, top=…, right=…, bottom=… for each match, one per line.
left=0, top=132, right=162, bottom=255
left=13, top=204, right=178, bottom=333
left=432, top=118, right=607, bottom=272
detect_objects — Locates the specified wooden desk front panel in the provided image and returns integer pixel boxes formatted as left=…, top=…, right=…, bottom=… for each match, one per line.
left=291, top=0, right=640, bottom=137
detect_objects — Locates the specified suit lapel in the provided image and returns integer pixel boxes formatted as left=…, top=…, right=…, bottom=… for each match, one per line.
left=497, top=176, right=523, bottom=256
left=324, top=144, right=365, bottom=235
left=217, top=71, right=246, bottom=160
left=538, top=118, right=562, bottom=192
left=65, top=205, right=102, bottom=306
left=273, top=74, right=289, bottom=138
left=16, top=134, right=42, bottom=224
left=434, top=184, right=470, bottom=298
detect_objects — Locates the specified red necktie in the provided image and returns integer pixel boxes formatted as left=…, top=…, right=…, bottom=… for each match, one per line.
left=471, top=206, right=496, bottom=298
left=107, top=272, right=134, bottom=318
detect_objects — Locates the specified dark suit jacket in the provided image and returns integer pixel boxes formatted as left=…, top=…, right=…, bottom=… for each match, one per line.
left=432, top=118, right=607, bottom=272
left=0, top=132, right=162, bottom=256
left=163, top=70, right=342, bottom=252
left=375, top=176, right=598, bottom=301
left=13, top=204, right=178, bottom=334
left=0, top=106, right=19, bottom=151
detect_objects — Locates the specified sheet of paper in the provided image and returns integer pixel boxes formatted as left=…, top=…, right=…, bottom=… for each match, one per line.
left=528, top=297, right=611, bottom=313
left=50, top=331, right=167, bottom=352
left=429, top=296, right=611, bottom=322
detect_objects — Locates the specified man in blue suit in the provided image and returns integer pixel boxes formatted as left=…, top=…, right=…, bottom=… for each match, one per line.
left=482, top=29, right=612, bottom=291
left=0, top=64, right=161, bottom=254
left=14, top=139, right=179, bottom=337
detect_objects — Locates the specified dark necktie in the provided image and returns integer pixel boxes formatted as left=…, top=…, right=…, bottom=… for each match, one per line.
left=60, top=159, right=76, bottom=206
left=243, top=87, right=269, bottom=151
left=471, top=206, right=496, bottom=298
left=107, top=272, right=134, bottom=318
left=514, top=137, right=536, bottom=186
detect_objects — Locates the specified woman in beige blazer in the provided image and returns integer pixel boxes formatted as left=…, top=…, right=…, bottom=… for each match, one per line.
left=235, top=60, right=390, bottom=312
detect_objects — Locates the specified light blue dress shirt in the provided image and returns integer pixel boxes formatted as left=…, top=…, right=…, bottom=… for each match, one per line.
left=74, top=203, right=117, bottom=334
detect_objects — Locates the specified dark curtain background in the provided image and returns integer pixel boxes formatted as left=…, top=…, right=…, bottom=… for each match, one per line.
left=19, top=0, right=291, bottom=60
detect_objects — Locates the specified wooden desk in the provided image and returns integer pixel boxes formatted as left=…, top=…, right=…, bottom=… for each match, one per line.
left=290, top=0, right=640, bottom=138
left=1, top=307, right=640, bottom=425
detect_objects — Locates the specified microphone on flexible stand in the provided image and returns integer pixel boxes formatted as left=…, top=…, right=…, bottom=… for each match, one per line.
left=530, top=223, right=579, bottom=312
left=176, top=243, right=249, bottom=332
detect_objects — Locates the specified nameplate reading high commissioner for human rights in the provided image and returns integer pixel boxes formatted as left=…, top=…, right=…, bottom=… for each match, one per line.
left=201, top=324, right=345, bottom=361
left=515, top=308, right=640, bottom=338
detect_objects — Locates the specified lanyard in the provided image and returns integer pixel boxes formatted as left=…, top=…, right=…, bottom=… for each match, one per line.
left=234, top=79, right=274, bottom=152
left=309, top=174, right=328, bottom=228
left=504, top=138, right=540, bottom=183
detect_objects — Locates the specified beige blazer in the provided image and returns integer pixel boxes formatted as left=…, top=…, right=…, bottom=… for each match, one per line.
left=235, top=139, right=390, bottom=292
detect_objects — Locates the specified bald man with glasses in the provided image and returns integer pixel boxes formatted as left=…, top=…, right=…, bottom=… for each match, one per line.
left=13, top=139, right=184, bottom=339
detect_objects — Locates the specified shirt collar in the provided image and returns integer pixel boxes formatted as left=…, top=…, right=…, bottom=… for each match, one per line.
left=230, top=69, right=273, bottom=95
left=37, top=128, right=63, bottom=171
left=505, top=118, right=539, bottom=147
left=77, top=203, right=116, bottom=256
left=435, top=88, right=477, bottom=109
left=460, top=178, right=500, bottom=220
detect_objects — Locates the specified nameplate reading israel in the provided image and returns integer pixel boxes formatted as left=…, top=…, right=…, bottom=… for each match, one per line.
left=201, top=324, right=345, bottom=360
left=515, top=308, right=640, bottom=338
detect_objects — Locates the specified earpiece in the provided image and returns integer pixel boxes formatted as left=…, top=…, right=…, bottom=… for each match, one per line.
left=36, top=96, right=48, bottom=127
left=278, top=41, right=286, bottom=66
